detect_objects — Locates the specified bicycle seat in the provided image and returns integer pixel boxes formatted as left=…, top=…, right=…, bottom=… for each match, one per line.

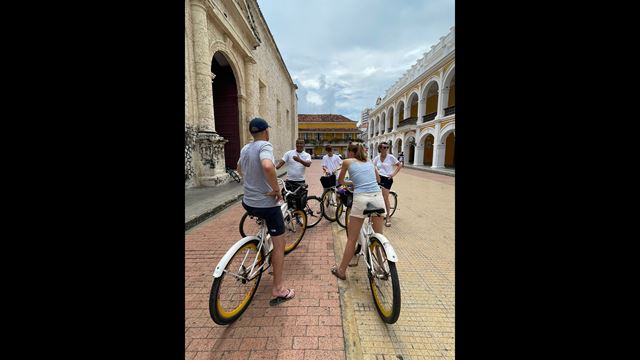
left=362, top=203, right=385, bottom=215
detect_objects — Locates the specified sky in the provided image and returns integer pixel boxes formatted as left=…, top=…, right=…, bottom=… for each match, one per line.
left=258, top=0, right=455, bottom=124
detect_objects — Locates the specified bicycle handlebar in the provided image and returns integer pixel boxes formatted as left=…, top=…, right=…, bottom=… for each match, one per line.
left=278, top=178, right=306, bottom=198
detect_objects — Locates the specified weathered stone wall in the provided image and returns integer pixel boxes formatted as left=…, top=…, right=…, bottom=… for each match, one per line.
left=185, top=0, right=298, bottom=187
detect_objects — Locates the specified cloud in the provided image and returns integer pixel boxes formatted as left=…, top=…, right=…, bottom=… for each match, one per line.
left=259, top=0, right=454, bottom=122
left=300, top=77, right=321, bottom=89
left=305, top=91, right=324, bottom=106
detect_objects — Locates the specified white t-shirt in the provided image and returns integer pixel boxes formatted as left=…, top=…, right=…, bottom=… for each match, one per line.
left=282, top=150, right=311, bottom=181
left=322, top=154, right=343, bottom=174
left=372, top=154, right=399, bottom=177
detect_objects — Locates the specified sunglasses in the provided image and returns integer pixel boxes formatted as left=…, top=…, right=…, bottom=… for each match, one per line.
left=381, top=146, right=389, bottom=149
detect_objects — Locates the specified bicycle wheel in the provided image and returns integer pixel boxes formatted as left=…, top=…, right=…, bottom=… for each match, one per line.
left=367, top=236, right=401, bottom=324
left=283, top=209, right=307, bottom=254
left=321, top=188, right=340, bottom=222
left=239, top=211, right=261, bottom=238
left=209, top=239, right=263, bottom=325
left=387, top=191, right=398, bottom=218
left=336, top=204, right=347, bottom=229
left=304, top=195, right=322, bottom=228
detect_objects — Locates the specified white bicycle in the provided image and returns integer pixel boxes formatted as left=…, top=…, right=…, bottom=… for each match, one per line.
left=351, top=203, right=401, bottom=324
left=238, top=179, right=308, bottom=254
left=209, top=179, right=307, bottom=325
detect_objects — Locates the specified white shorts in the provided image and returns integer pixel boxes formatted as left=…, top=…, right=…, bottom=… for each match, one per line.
left=350, top=191, right=386, bottom=219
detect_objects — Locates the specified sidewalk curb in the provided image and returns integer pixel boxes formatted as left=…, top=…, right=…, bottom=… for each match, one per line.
left=185, top=171, right=288, bottom=231
left=185, top=193, right=244, bottom=231
left=403, top=165, right=455, bottom=177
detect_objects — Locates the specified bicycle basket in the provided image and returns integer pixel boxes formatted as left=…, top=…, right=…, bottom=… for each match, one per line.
left=283, top=181, right=308, bottom=210
left=337, top=187, right=353, bottom=208
left=320, top=174, right=336, bottom=188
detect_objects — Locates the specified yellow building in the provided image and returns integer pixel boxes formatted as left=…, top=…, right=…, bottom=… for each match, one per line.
left=297, top=114, right=360, bottom=158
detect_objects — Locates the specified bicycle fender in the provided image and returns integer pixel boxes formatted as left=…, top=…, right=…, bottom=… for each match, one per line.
left=371, top=234, right=398, bottom=262
left=213, top=236, right=261, bottom=278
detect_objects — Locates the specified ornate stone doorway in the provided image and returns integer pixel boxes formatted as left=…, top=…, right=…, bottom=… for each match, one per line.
left=212, top=51, right=240, bottom=169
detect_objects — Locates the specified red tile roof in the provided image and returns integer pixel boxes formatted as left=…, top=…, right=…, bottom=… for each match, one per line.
left=298, top=114, right=356, bottom=123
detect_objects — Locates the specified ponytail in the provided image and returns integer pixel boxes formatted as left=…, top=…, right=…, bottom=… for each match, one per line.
left=348, top=142, right=367, bottom=162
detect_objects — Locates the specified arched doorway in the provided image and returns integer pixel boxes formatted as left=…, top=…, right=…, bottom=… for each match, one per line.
left=211, top=51, right=240, bottom=169
left=395, top=139, right=402, bottom=157
left=423, top=134, right=434, bottom=166
left=423, top=82, right=439, bottom=121
left=444, top=132, right=455, bottom=168
left=406, top=136, right=416, bottom=164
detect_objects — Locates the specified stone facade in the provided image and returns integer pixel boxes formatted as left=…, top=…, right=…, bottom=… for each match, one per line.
left=185, top=0, right=298, bottom=187
left=366, top=26, right=455, bottom=169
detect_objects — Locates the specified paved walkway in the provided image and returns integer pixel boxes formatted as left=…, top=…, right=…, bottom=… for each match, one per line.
left=333, top=167, right=455, bottom=359
left=185, top=167, right=288, bottom=230
left=186, top=160, right=345, bottom=360
left=185, top=160, right=455, bottom=359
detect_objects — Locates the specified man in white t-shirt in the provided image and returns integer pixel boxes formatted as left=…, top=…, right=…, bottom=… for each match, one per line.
left=321, top=145, right=343, bottom=176
left=276, top=139, right=312, bottom=192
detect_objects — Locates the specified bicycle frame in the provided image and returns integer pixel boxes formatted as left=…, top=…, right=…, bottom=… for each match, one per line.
left=213, top=222, right=271, bottom=279
left=357, top=216, right=398, bottom=269
left=213, top=178, right=303, bottom=279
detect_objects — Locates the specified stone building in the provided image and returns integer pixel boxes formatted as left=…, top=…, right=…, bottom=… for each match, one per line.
left=297, top=114, right=360, bottom=158
left=185, top=0, right=298, bottom=188
left=366, top=26, right=455, bottom=169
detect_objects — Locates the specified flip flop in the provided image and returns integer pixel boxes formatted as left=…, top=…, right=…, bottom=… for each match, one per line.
left=331, top=265, right=347, bottom=280
left=269, top=288, right=295, bottom=306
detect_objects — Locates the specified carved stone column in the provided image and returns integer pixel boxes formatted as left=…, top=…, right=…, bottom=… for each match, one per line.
left=190, top=1, right=230, bottom=186
left=437, top=87, right=450, bottom=119
left=244, top=56, right=258, bottom=122
left=431, top=143, right=446, bottom=169
left=196, top=131, right=230, bottom=186
left=393, top=108, right=399, bottom=131
left=191, top=0, right=216, bottom=133
left=417, top=95, right=425, bottom=123
left=414, top=145, right=425, bottom=166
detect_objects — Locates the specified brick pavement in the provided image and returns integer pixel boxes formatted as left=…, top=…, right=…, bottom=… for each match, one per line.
left=185, top=160, right=345, bottom=360
left=333, top=166, right=455, bottom=359
left=185, top=161, right=455, bottom=360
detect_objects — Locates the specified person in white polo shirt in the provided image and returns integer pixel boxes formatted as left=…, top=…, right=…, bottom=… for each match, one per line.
left=276, top=139, right=312, bottom=192
left=321, top=145, right=343, bottom=176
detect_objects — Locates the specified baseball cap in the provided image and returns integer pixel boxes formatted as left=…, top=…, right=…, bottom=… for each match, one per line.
left=249, top=117, right=271, bottom=134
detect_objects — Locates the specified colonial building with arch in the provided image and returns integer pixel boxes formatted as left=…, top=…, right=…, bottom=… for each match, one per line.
left=297, top=114, right=360, bottom=158
left=366, top=26, right=455, bottom=170
left=185, top=0, right=298, bottom=188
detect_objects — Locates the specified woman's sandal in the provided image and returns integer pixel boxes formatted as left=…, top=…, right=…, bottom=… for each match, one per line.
left=330, top=265, right=346, bottom=280
left=269, top=288, right=295, bottom=306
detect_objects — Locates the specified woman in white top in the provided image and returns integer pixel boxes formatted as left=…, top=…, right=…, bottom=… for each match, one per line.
left=372, top=142, right=402, bottom=227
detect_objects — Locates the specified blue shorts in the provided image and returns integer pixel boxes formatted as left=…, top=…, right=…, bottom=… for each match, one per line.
left=378, top=175, right=394, bottom=190
left=242, top=202, right=285, bottom=236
